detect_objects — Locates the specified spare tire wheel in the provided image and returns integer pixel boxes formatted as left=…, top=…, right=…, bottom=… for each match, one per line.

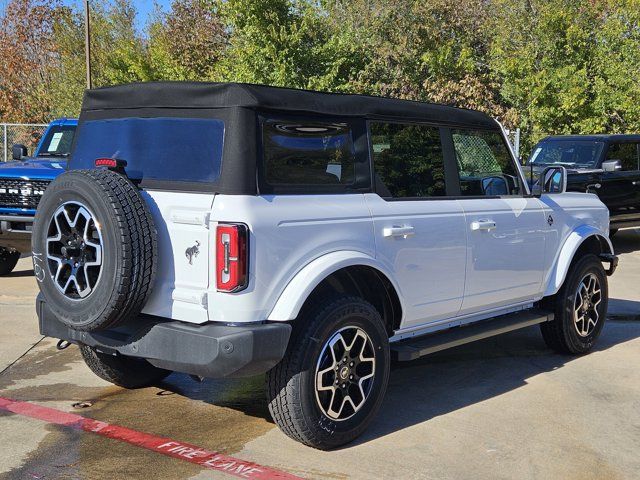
left=32, top=169, right=157, bottom=331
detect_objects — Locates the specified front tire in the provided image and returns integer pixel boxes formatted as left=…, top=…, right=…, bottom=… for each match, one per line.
left=540, top=254, right=608, bottom=354
left=0, top=247, right=20, bottom=275
left=80, top=345, right=171, bottom=389
left=267, top=296, right=390, bottom=450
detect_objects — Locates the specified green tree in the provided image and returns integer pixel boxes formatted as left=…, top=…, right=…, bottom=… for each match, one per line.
left=148, top=0, right=228, bottom=81
left=49, top=0, right=152, bottom=117
left=490, top=0, right=640, bottom=154
left=0, top=0, right=60, bottom=122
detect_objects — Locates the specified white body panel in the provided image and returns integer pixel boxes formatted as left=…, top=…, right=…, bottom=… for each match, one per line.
left=207, top=194, right=375, bottom=323
left=142, top=189, right=611, bottom=333
left=537, top=192, right=612, bottom=296
left=140, top=190, right=214, bottom=322
left=457, top=197, right=547, bottom=314
left=364, top=193, right=466, bottom=327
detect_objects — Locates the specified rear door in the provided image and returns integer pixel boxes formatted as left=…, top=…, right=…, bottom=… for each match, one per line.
left=451, top=128, right=547, bottom=315
left=366, top=121, right=467, bottom=329
left=598, top=141, right=640, bottom=222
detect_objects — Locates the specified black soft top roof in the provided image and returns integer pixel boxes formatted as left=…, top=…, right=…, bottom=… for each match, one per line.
left=82, top=81, right=498, bottom=129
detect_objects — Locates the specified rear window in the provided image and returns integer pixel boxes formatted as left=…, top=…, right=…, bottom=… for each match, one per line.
left=262, top=119, right=356, bottom=187
left=71, top=117, right=224, bottom=184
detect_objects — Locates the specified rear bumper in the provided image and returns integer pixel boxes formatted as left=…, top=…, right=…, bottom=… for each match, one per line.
left=0, top=214, right=33, bottom=252
left=37, top=295, right=291, bottom=378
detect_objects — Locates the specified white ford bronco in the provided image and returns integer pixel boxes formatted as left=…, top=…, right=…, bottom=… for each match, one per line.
left=34, top=82, right=618, bottom=450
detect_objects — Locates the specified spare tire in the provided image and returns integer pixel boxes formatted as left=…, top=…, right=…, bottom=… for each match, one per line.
left=32, top=169, right=157, bottom=331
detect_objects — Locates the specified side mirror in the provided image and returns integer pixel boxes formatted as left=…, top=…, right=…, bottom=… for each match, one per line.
left=12, top=144, right=28, bottom=161
left=602, top=159, right=622, bottom=172
left=542, top=166, right=567, bottom=194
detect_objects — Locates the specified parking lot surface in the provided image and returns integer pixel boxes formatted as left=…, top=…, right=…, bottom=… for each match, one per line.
left=1, top=230, right=639, bottom=480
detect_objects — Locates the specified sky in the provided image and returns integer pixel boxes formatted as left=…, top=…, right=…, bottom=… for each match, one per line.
left=1, top=0, right=174, bottom=33
left=65, top=0, right=174, bottom=32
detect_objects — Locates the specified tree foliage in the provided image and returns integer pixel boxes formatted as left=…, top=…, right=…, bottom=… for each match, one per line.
left=0, top=0, right=59, bottom=122
left=1, top=0, right=640, bottom=155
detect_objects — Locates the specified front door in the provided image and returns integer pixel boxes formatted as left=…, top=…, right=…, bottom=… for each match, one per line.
left=450, top=128, right=547, bottom=315
left=366, top=122, right=467, bottom=329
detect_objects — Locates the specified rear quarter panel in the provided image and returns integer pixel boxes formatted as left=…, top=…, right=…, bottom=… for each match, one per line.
left=207, top=194, right=375, bottom=323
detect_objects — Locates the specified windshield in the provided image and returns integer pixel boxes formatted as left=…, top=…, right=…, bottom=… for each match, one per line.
left=529, top=140, right=604, bottom=169
left=36, top=124, right=76, bottom=158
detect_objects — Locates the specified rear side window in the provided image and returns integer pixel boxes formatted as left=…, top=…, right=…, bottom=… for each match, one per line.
left=606, top=142, right=640, bottom=171
left=262, top=119, right=356, bottom=187
left=370, top=122, right=446, bottom=198
left=71, top=117, right=225, bottom=184
left=452, top=129, right=521, bottom=196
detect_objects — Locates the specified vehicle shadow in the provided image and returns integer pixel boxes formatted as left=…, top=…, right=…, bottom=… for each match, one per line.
left=608, top=298, right=640, bottom=319
left=155, top=321, right=640, bottom=446
left=611, top=228, right=640, bottom=254
left=4, top=268, right=35, bottom=278
left=352, top=321, right=640, bottom=447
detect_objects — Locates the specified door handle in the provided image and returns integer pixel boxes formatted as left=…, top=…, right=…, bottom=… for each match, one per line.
left=383, top=226, right=415, bottom=238
left=470, top=220, right=497, bottom=231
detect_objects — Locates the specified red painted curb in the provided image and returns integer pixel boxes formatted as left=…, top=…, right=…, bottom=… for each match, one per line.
left=0, top=397, right=303, bottom=480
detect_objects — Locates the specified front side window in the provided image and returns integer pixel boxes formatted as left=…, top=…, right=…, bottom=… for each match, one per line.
left=262, top=119, right=356, bottom=187
left=452, top=129, right=521, bottom=196
left=606, top=142, right=640, bottom=171
left=370, top=122, right=446, bottom=198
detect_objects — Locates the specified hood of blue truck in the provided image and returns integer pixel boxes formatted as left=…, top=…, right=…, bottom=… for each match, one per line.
left=0, top=157, right=67, bottom=180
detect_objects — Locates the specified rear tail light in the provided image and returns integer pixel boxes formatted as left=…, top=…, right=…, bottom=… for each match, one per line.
left=216, top=223, right=249, bottom=292
left=95, top=158, right=118, bottom=168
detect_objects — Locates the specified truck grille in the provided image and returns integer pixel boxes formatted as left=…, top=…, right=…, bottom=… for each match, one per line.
left=0, top=178, right=51, bottom=209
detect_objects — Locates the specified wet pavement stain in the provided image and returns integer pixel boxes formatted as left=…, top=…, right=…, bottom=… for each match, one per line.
left=0, top=343, right=77, bottom=389
left=0, top=343, right=277, bottom=480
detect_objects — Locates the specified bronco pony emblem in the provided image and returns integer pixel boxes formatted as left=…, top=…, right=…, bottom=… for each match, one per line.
left=185, top=241, right=200, bottom=265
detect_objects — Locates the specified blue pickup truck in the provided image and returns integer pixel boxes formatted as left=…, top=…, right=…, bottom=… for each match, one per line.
left=0, top=118, right=77, bottom=274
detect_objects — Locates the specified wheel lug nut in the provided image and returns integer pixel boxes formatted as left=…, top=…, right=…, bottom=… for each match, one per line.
left=349, top=375, right=353, bottom=380
left=349, top=362, right=354, bottom=367
left=341, top=383, right=346, bottom=388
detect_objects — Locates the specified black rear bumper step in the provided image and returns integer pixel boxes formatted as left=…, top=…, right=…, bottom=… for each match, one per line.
left=37, top=295, right=291, bottom=379
left=391, top=308, right=554, bottom=362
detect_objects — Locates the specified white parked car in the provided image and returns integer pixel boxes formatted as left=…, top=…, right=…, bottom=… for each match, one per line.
left=34, top=82, right=618, bottom=449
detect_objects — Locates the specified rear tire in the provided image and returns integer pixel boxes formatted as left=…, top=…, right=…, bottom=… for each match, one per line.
left=266, top=295, right=390, bottom=450
left=32, top=170, right=157, bottom=332
left=80, top=345, right=171, bottom=389
left=0, top=247, right=20, bottom=275
left=540, top=254, right=607, bottom=354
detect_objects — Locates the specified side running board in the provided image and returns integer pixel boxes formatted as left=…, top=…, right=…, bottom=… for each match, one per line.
left=391, top=308, right=554, bottom=362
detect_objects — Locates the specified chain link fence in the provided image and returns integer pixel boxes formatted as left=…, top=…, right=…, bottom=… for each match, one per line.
left=1, top=123, right=48, bottom=162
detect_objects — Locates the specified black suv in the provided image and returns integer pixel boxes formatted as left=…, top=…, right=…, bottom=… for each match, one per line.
left=529, top=134, right=640, bottom=233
